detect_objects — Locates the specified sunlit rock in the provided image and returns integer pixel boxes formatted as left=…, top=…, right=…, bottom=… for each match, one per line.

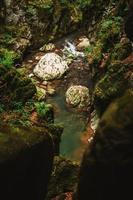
left=40, top=43, right=55, bottom=52
left=77, top=36, right=90, bottom=50
left=65, top=85, right=90, bottom=111
left=33, top=53, right=68, bottom=81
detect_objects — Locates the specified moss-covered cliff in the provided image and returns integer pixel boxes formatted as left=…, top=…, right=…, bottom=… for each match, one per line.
left=0, top=0, right=133, bottom=199
left=76, top=90, right=133, bottom=200
left=0, top=125, right=54, bottom=200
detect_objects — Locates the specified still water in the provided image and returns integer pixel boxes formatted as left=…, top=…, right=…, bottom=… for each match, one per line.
left=47, top=91, right=88, bottom=161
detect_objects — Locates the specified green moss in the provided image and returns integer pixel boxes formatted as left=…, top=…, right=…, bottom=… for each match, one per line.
left=0, top=49, right=19, bottom=68
left=0, top=65, right=36, bottom=105
left=46, top=156, right=79, bottom=199
left=93, top=62, right=133, bottom=114
left=110, top=39, right=132, bottom=61
left=34, top=102, right=54, bottom=123
left=0, top=125, right=50, bottom=163
left=99, top=16, right=122, bottom=44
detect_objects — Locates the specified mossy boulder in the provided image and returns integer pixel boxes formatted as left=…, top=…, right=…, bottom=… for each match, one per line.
left=0, top=65, right=36, bottom=106
left=110, top=36, right=132, bottom=61
left=66, top=85, right=90, bottom=111
left=93, top=62, right=133, bottom=114
left=76, top=90, right=133, bottom=200
left=46, top=156, right=79, bottom=199
left=0, top=125, right=54, bottom=200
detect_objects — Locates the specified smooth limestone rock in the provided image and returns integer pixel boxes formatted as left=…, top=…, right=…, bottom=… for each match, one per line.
left=0, top=125, right=54, bottom=200
left=33, top=53, right=68, bottom=81
left=65, top=85, right=90, bottom=111
left=76, top=90, right=133, bottom=200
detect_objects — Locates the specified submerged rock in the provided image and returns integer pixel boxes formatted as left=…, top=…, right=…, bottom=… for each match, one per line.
left=65, top=85, right=90, bottom=111
left=33, top=53, right=68, bottom=81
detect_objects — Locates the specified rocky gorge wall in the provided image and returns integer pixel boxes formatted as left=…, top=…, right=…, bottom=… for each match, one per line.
left=0, top=0, right=133, bottom=199
left=0, top=125, right=54, bottom=200
left=74, top=1, right=133, bottom=200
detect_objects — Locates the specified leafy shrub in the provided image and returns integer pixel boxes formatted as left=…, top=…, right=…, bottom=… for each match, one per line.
left=99, top=16, right=122, bottom=44
left=0, top=49, right=17, bottom=68
left=34, top=102, right=53, bottom=119
left=76, top=0, right=92, bottom=8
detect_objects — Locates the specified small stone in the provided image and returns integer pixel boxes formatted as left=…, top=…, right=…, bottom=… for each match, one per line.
left=29, top=73, right=34, bottom=78
left=42, top=81, right=48, bottom=86
left=40, top=43, right=55, bottom=52
left=47, top=85, right=56, bottom=95
left=77, top=36, right=90, bottom=50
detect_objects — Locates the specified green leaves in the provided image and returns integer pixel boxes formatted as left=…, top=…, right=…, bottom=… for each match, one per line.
left=0, top=50, right=17, bottom=68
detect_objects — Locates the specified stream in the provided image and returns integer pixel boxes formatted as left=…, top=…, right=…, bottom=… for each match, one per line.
left=23, top=33, right=94, bottom=161
left=47, top=87, right=89, bottom=161
left=45, top=36, right=93, bottom=161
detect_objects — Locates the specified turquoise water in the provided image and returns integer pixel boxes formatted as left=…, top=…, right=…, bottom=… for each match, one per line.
left=47, top=92, right=88, bottom=161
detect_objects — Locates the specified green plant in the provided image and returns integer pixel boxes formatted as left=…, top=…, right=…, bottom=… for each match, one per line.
left=0, top=49, right=17, bottom=68
left=34, top=102, right=52, bottom=118
left=0, top=103, right=5, bottom=113
left=99, top=16, right=122, bottom=43
left=76, top=0, right=92, bottom=8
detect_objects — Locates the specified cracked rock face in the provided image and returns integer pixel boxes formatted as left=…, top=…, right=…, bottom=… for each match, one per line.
left=65, top=85, right=90, bottom=111
left=33, top=53, right=68, bottom=81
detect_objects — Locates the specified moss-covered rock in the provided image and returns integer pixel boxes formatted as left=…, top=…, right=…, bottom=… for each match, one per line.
left=110, top=36, right=132, bottom=61
left=46, top=156, right=79, bottom=200
left=93, top=62, right=133, bottom=114
left=76, top=90, right=133, bottom=200
left=0, top=65, right=36, bottom=106
left=0, top=125, right=54, bottom=200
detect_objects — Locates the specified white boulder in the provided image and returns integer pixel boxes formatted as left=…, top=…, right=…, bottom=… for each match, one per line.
left=33, top=53, right=68, bottom=81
